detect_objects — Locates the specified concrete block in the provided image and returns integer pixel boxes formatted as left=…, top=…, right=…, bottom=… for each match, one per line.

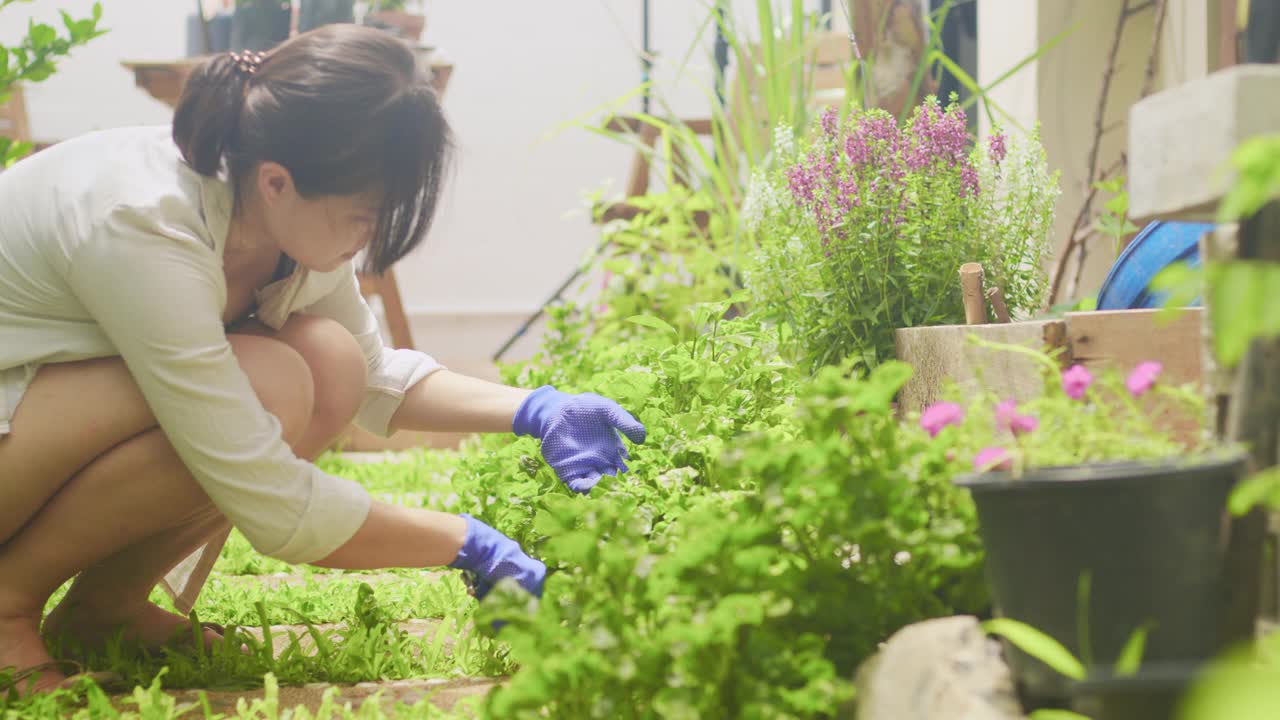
left=1128, top=64, right=1280, bottom=224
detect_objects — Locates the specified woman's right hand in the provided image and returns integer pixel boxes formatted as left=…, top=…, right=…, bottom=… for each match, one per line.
left=448, top=514, right=546, bottom=600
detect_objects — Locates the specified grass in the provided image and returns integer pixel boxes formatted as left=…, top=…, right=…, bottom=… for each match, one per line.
left=4, top=449, right=497, bottom=719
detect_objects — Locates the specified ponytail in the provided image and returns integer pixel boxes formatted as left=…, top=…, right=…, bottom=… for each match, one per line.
left=172, top=53, right=253, bottom=176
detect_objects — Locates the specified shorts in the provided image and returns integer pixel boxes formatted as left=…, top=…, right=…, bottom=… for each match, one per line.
left=0, top=363, right=37, bottom=436
left=0, top=362, right=224, bottom=614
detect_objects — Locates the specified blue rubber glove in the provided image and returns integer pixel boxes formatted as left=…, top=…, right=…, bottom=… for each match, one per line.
left=448, top=514, right=546, bottom=600
left=513, top=385, right=647, bottom=493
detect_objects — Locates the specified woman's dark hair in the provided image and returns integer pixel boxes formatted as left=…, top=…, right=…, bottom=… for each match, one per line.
left=173, top=24, right=452, bottom=274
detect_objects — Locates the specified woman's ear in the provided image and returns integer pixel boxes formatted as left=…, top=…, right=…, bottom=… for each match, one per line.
left=255, top=161, right=296, bottom=206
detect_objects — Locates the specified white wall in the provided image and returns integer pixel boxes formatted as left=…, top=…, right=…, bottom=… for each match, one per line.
left=5, top=0, right=823, bottom=369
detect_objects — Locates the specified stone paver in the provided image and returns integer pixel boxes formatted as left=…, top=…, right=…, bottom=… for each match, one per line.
left=216, top=569, right=447, bottom=590
left=129, top=677, right=501, bottom=716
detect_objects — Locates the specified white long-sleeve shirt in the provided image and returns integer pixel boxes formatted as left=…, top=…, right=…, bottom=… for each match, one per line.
left=0, top=126, right=443, bottom=566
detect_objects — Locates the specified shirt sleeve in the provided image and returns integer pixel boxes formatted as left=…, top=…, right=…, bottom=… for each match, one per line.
left=299, top=263, right=445, bottom=438
left=66, top=206, right=371, bottom=565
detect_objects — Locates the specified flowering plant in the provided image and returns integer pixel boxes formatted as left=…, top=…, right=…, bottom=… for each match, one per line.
left=919, top=344, right=1212, bottom=476
left=744, top=97, right=1059, bottom=371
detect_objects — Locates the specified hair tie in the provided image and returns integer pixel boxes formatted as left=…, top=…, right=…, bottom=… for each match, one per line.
left=230, top=51, right=264, bottom=78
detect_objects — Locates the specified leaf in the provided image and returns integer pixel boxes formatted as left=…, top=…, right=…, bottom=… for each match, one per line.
left=27, top=23, right=56, bottom=49
left=627, top=314, right=678, bottom=335
left=1029, top=711, right=1094, bottom=720
left=983, top=618, right=1086, bottom=680
left=1219, top=135, right=1280, bottom=222
left=1229, top=467, right=1280, bottom=515
left=1114, top=623, right=1150, bottom=677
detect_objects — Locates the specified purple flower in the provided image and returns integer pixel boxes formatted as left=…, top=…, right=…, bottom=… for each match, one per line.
left=974, top=446, right=1012, bottom=472
left=995, top=399, right=1039, bottom=436
left=920, top=402, right=965, bottom=437
left=1062, top=365, right=1094, bottom=400
left=1126, top=361, right=1163, bottom=397
left=820, top=106, right=839, bottom=137
left=988, top=132, right=1008, bottom=164
left=959, top=163, right=980, bottom=198
left=787, top=163, right=816, bottom=205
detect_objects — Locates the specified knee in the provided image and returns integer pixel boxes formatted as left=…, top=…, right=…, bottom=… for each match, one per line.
left=228, top=335, right=315, bottom=447
left=276, top=315, right=367, bottom=431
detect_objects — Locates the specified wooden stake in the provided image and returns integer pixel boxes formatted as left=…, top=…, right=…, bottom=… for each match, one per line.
left=986, top=286, right=1012, bottom=323
left=959, top=263, right=987, bottom=325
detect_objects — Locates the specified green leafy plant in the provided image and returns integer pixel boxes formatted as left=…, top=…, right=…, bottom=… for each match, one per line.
left=1091, top=176, right=1138, bottom=256
left=443, top=306, right=986, bottom=717
left=746, top=99, right=1059, bottom=370
left=0, top=0, right=105, bottom=167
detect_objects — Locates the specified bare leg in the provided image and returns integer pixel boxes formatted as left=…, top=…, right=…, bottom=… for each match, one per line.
left=43, top=316, right=369, bottom=653
left=234, top=315, right=368, bottom=459
left=0, top=335, right=314, bottom=690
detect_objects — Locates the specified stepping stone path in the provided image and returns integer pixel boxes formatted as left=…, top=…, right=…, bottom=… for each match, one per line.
left=160, top=677, right=501, bottom=716
left=105, top=458, right=502, bottom=716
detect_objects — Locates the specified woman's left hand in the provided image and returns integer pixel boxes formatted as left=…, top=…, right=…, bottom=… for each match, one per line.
left=513, top=385, right=647, bottom=493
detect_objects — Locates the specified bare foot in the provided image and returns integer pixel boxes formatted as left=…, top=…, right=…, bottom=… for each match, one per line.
left=43, top=599, right=223, bottom=657
left=0, top=614, right=65, bottom=693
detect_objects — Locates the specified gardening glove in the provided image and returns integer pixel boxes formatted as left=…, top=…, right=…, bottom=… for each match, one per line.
left=513, top=385, right=647, bottom=494
left=448, top=514, right=546, bottom=601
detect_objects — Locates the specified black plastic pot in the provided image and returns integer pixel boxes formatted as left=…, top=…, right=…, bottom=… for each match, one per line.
left=1069, top=664, right=1199, bottom=720
left=298, top=0, right=356, bottom=33
left=955, top=455, right=1251, bottom=703
left=230, top=0, right=291, bottom=52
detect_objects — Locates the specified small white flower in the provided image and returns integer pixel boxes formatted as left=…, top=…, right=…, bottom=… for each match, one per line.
left=894, top=550, right=912, bottom=565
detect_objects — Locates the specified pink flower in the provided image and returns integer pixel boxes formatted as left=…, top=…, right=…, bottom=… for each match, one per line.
left=920, top=402, right=965, bottom=437
left=1126, top=361, right=1163, bottom=397
left=1062, top=365, right=1094, bottom=400
left=995, top=399, right=1039, bottom=436
left=974, top=446, right=1012, bottom=472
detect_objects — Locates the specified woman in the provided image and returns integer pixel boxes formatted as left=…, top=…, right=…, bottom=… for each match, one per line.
left=0, top=24, right=644, bottom=691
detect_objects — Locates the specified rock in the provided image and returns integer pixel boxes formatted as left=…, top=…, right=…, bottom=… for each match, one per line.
left=851, top=615, right=1025, bottom=720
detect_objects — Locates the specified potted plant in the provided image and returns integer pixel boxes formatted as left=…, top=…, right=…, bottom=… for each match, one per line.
left=298, top=0, right=356, bottom=33
left=230, top=0, right=291, bottom=52
left=364, top=0, right=425, bottom=43
left=920, top=347, right=1252, bottom=712
left=744, top=98, right=1059, bottom=374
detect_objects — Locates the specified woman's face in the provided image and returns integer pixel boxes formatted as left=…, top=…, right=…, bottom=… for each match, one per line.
left=253, top=162, right=380, bottom=273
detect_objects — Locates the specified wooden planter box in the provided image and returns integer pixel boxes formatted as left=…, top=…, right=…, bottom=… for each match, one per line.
left=895, top=308, right=1207, bottom=413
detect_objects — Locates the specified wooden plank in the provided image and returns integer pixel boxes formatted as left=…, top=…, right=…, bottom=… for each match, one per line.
left=895, top=320, right=1069, bottom=414
left=1064, top=308, right=1205, bottom=384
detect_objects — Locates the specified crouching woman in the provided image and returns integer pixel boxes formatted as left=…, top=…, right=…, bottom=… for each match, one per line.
left=0, top=24, right=643, bottom=691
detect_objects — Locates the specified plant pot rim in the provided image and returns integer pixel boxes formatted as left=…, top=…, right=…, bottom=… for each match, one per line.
left=954, top=452, right=1247, bottom=493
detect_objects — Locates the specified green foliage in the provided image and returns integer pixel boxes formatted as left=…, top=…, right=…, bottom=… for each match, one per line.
left=1218, top=134, right=1280, bottom=223
left=746, top=100, right=1058, bottom=371
left=588, top=186, right=743, bottom=339
left=983, top=619, right=1086, bottom=681
left=433, top=307, right=986, bottom=717
left=0, top=0, right=105, bottom=167
left=1092, top=176, right=1138, bottom=256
